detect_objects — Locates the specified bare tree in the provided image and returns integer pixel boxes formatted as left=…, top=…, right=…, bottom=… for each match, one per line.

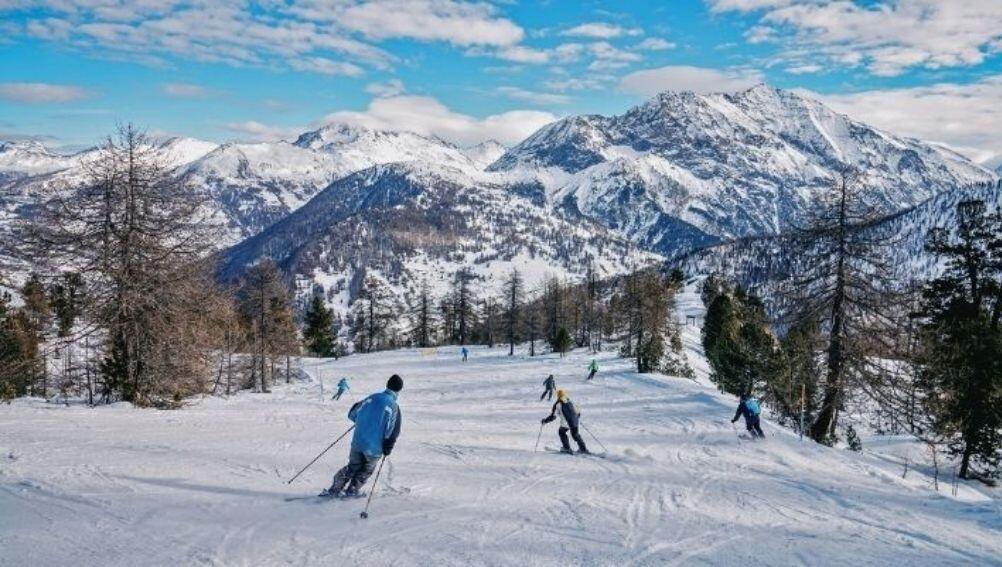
left=784, top=167, right=897, bottom=443
left=503, top=268, right=523, bottom=356
left=20, top=125, right=219, bottom=406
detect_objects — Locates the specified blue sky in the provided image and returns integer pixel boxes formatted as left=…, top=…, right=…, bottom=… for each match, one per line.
left=1, top=1, right=1000, bottom=162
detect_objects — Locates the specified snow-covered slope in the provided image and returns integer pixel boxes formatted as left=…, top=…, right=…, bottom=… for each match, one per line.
left=491, top=85, right=997, bottom=254
left=219, top=161, right=657, bottom=312
left=2, top=344, right=998, bottom=565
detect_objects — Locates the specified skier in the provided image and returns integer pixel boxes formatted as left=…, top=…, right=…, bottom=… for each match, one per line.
left=586, top=359, right=598, bottom=380
left=333, top=377, right=350, bottom=401
left=541, top=389, right=588, bottom=454
left=320, top=375, right=403, bottom=498
left=540, top=374, right=556, bottom=401
left=461, top=346, right=469, bottom=362
left=731, top=393, right=765, bottom=438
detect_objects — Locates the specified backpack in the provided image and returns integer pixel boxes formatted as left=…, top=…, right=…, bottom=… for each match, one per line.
left=745, top=398, right=761, bottom=416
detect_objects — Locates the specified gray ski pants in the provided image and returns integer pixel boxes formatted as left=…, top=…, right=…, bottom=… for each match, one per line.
left=329, top=450, right=380, bottom=493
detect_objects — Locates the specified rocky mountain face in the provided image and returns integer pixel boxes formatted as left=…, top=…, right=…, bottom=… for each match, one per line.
left=3, top=86, right=998, bottom=314
left=218, top=162, right=656, bottom=313
left=490, top=85, right=996, bottom=255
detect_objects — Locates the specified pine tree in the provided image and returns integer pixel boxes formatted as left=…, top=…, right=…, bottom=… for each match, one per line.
left=503, top=268, right=523, bottom=356
left=552, top=327, right=572, bottom=358
left=914, top=199, right=1002, bottom=479
left=303, top=295, right=335, bottom=356
left=410, top=279, right=436, bottom=348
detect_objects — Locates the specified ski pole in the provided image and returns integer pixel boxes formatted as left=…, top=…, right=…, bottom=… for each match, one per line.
left=534, top=422, right=544, bottom=452
left=286, top=425, right=355, bottom=485
left=360, top=456, right=387, bottom=519
left=581, top=423, right=608, bottom=453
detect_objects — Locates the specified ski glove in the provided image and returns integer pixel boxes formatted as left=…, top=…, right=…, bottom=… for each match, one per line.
left=382, top=439, right=394, bottom=456
left=542, top=415, right=556, bottom=424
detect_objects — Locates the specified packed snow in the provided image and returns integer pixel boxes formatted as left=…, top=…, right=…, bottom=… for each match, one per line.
left=3, top=338, right=999, bottom=564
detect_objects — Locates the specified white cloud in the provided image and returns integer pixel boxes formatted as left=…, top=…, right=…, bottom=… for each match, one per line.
left=785, top=63, right=822, bottom=74
left=635, top=38, right=676, bottom=51
left=320, top=95, right=556, bottom=146
left=710, top=0, right=1002, bottom=76
left=334, top=0, right=524, bottom=46
left=162, top=82, right=208, bottom=98
left=619, top=65, right=762, bottom=96
left=3, top=1, right=530, bottom=75
left=495, top=86, right=571, bottom=106
left=560, top=22, right=643, bottom=39
left=587, top=41, right=642, bottom=71
left=365, top=79, right=406, bottom=98
left=290, top=57, right=364, bottom=77
left=0, top=82, right=89, bottom=103
left=808, top=76, right=1002, bottom=164
left=495, top=45, right=552, bottom=64
left=223, top=120, right=303, bottom=142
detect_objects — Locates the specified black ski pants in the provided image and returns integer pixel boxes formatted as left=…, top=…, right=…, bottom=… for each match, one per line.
left=541, top=387, right=553, bottom=401
left=559, top=426, right=588, bottom=452
left=745, top=416, right=765, bottom=438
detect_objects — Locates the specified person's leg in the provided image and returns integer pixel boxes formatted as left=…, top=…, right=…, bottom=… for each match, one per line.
left=558, top=427, right=572, bottom=451
left=328, top=450, right=365, bottom=494
left=751, top=417, right=764, bottom=438
left=346, top=452, right=380, bottom=494
left=570, top=426, right=588, bottom=453
left=547, top=389, right=553, bottom=400
left=540, top=390, right=547, bottom=401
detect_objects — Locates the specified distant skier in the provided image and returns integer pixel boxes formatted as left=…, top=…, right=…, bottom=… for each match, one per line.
left=731, top=393, right=765, bottom=438
left=333, top=377, right=350, bottom=401
left=542, top=389, right=588, bottom=454
left=320, top=375, right=403, bottom=498
left=586, top=359, right=598, bottom=380
left=461, top=346, right=469, bottom=362
left=540, top=374, right=556, bottom=401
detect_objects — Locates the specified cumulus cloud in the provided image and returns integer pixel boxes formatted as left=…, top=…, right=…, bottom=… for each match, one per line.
left=560, top=22, right=642, bottom=39
left=320, top=95, right=556, bottom=146
left=0, top=82, right=89, bottom=103
left=710, top=0, right=1002, bottom=76
left=807, top=76, right=1002, bottom=164
left=619, top=65, right=762, bottom=96
left=162, top=82, right=208, bottom=98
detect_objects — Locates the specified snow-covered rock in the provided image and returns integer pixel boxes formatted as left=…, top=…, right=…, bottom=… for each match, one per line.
left=492, top=85, right=997, bottom=255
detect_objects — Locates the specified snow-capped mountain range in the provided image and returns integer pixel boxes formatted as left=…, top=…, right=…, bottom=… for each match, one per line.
left=2, top=85, right=998, bottom=312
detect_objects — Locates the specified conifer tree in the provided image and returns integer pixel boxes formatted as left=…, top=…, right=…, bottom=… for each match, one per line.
left=303, top=295, right=335, bottom=356
left=503, top=268, right=523, bottom=356
left=914, top=199, right=1002, bottom=479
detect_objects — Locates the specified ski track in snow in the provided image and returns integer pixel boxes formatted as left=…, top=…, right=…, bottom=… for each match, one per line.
left=2, top=344, right=1001, bottom=566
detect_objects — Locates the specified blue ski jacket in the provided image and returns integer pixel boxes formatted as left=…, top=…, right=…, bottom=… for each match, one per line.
left=733, top=399, right=761, bottom=422
left=348, top=390, right=402, bottom=458
left=337, top=378, right=350, bottom=392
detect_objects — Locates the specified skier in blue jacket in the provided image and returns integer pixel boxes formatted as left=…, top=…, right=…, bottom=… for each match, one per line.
left=333, top=377, right=350, bottom=401
left=732, top=393, right=764, bottom=438
left=320, top=375, right=403, bottom=498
